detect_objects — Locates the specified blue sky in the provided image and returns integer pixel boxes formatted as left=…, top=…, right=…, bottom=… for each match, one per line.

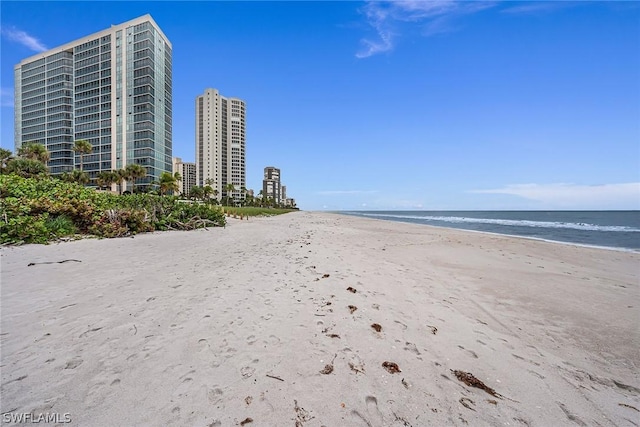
left=1, top=1, right=639, bottom=210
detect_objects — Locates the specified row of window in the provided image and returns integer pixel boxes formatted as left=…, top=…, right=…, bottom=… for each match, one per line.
left=75, top=38, right=100, bottom=54
left=76, top=71, right=98, bottom=85
left=23, top=89, right=46, bottom=101
left=21, top=65, right=45, bottom=79
left=48, top=73, right=73, bottom=84
left=23, top=116, right=46, bottom=127
left=47, top=58, right=74, bottom=70
left=48, top=97, right=73, bottom=107
left=22, top=72, right=46, bottom=85
left=22, top=58, right=45, bottom=71
left=75, top=55, right=100, bottom=69
left=22, top=79, right=45, bottom=92
left=48, top=120, right=73, bottom=130
left=22, top=102, right=46, bottom=113
left=133, top=48, right=154, bottom=61
left=75, top=119, right=111, bottom=132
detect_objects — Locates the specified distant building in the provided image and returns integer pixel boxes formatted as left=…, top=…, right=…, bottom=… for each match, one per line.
left=195, top=88, right=246, bottom=202
left=172, top=157, right=196, bottom=196
left=14, top=15, right=172, bottom=189
left=263, top=166, right=281, bottom=204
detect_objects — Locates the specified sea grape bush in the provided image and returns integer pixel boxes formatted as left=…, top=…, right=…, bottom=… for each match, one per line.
left=0, top=175, right=226, bottom=244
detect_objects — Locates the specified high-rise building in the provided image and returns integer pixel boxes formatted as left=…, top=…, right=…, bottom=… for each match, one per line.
left=172, top=157, right=196, bottom=196
left=263, top=166, right=281, bottom=204
left=195, top=88, right=246, bottom=202
left=14, top=15, right=172, bottom=190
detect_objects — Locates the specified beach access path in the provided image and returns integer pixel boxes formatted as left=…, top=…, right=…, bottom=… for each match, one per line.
left=1, top=211, right=638, bottom=426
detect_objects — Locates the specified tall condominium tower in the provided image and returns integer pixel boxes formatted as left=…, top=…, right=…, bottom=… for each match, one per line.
left=263, top=166, right=281, bottom=204
left=172, top=157, right=196, bottom=196
left=14, top=15, right=172, bottom=189
left=195, top=88, right=246, bottom=202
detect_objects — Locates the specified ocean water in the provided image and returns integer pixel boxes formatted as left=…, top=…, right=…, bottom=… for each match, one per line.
left=339, top=211, right=640, bottom=251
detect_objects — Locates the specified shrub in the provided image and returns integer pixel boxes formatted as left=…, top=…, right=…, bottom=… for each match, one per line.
left=0, top=175, right=226, bottom=244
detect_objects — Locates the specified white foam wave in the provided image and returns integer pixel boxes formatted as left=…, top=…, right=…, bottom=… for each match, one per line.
left=354, top=213, right=640, bottom=232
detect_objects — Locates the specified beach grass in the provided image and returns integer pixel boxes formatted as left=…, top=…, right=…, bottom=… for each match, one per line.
left=222, top=206, right=298, bottom=217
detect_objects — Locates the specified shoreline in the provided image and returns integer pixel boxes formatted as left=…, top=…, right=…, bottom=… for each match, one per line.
left=334, top=211, right=640, bottom=253
left=2, top=211, right=638, bottom=426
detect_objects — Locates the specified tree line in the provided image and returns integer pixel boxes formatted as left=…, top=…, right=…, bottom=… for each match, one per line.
left=1, top=141, right=296, bottom=208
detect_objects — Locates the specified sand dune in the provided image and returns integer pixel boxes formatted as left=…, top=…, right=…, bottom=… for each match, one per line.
left=1, top=211, right=638, bottom=426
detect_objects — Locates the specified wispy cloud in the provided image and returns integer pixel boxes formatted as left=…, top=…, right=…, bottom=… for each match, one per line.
left=317, top=190, right=379, bottom=195
left=1, top=26, right=47, bottom=52
left=472, top=183, right=640, bottom=209
left=356, top=0, right=495, bottom=58
left=501, top=2, right=570, bottom=15
left=0, top=88, right=14, bottom=107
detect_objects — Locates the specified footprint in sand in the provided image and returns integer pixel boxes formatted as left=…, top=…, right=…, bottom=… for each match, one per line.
left=198, top=339, right=210, bottom=352
left=173, top=375, right=195, bottom=398
left=403, top=342, right=421, bottom=356
left=64, top=358, right=83, bottom=370
left=207, top=387, right=224, bottom=404
left=240, top=366, right=256, bottom=379
left=394, top=320, right=408, bottom=330
left=351, top=395, right=384, bottom=427
left=458, top=345, right=478, bottom=359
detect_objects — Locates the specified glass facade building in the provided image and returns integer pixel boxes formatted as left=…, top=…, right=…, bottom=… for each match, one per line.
left=14, top=15, right=172, bottom=189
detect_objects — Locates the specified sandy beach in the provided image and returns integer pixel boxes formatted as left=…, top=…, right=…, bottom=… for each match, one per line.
left=1, top=211, right=638, bottom=426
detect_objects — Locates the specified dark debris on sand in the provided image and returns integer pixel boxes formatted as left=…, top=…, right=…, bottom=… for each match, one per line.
left=382, top=361, right=401, bottom=374
left=451, top=370, right=502, bottom=398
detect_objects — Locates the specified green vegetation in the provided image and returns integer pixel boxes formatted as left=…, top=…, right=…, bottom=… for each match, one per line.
left=0, top=144, right=299, bottom=245
left=0, top=175, right=226, bottom=245
left=73, top=139, right=92, bottom=171
left=223, top=206, right=298, bottom=217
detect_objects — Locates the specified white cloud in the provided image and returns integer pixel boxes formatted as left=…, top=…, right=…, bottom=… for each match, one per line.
left=356, top=0, right=495, bottom=58
left=1, top=26, right=47, bottom=52
left=0, top=88, right=14, bottom=107
left=472, top=183, right=640, bottom=209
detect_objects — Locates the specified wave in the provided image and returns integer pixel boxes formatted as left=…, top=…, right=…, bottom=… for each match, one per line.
left=353, top=213, right=640, bottom=233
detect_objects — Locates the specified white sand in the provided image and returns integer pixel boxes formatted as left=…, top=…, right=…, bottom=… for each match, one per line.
left=1, top=211, right=638, bottom=426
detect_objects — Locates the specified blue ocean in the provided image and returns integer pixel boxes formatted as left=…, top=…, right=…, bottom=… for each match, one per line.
left=340, top=211, right=640, bottom=251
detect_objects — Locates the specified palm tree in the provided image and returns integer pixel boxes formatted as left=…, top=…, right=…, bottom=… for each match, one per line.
left=5, top=158, right=48, bottom=178
left=189, top=186, right=203, bottom=201
left=0, top=148, right=13, bottom=174
left=224, top=183, right=236, bottom=206
left=158, top=171, right=179, bottom=196
left=125, top=164, right=146, bottom=194
left=61, top=169, right=89, bottom=185
left=115, top=168, right=131, bottom=194
left=97, top=171, right=114, bottom=190
left=73, top=139, right=92, bottom=172
left=202, top=185, right=213, bottom=202
left=18, top=142, right=50, bottom=164
left=98, top=170, right=121, bottom=191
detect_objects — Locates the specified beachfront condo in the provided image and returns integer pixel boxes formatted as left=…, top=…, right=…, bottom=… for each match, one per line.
left=263, top=166, right=281, bottom=205
left=195, top=88, right=246, bottom=203
left=172, top=157, right=196, bottom=196
left=14, top=14, right=172, bottom=190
